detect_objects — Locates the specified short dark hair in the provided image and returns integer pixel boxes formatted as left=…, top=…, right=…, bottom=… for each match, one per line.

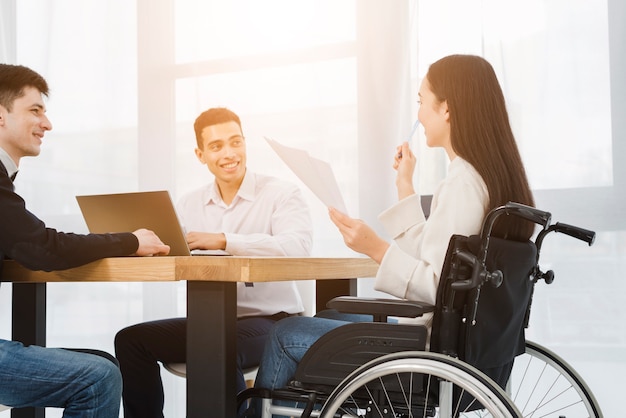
left=0, top=64, right=49, bottom=111
left=193, top=107, right=242, bottom=148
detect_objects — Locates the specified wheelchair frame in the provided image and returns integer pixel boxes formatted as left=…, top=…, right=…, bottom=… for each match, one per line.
left=239, top=202, right=602, bottom=418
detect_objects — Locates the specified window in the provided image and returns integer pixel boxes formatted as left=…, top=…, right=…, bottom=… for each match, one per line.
left=1, top=1, right=622, bottom=416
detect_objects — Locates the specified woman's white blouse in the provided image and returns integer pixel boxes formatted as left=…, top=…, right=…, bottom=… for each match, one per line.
left=375, top=157, right=489, bottom=326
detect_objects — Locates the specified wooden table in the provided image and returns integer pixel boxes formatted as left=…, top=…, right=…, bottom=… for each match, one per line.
left=2, top=256, right=379, bottom=418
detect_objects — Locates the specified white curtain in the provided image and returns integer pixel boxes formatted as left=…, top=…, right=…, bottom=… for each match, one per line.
left=0, top=0, right=15, bottom=63
left=0, top=0, right=623, bottom=416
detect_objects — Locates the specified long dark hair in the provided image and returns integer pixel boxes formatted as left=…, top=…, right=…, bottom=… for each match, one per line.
left=427, top=55, right=535, bottom=240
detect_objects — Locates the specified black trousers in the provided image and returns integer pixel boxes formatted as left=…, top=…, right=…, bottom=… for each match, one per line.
left=114, top=314, right=291, bottom=418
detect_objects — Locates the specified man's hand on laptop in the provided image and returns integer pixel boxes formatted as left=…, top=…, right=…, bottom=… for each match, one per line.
left=132, top=229, right=171, bottom=256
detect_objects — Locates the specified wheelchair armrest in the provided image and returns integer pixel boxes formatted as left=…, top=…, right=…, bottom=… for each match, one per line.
left=327, top=296, right=434, bottom=321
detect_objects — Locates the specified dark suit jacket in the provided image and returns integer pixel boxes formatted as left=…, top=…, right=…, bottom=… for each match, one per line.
left=0, top=161, right=138, bottom=278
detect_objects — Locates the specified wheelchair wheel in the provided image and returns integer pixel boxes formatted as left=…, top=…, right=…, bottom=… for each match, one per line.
left=509, top=340, right=603, bottom=417
left=319, top=351, right=520, bottom=418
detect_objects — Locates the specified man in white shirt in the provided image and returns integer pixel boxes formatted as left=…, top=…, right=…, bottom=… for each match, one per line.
left=114, top=107, right=313, bottom=418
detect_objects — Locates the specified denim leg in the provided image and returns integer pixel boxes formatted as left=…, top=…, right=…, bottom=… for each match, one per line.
left=314, top=308, right=374, bottom=322
left=254, top=316, right=349, bottom=391
left=315, top=309, right=398, bottom=323
left=236, top=316, right=279, bottom=393
left=0, top=339, right=122, bottom=418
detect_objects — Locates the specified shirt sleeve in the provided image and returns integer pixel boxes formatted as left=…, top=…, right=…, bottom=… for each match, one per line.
left=0, top=174, right=139, bottom=273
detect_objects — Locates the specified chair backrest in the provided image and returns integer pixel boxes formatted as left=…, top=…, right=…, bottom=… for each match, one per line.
left=430, top=234, right=537, bottom=389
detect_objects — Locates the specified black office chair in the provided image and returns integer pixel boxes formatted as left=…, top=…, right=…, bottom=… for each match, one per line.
left=239, top=202, right=602, bottom=417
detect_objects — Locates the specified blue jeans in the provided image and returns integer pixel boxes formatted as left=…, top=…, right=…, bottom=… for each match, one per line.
left=0, top=339, right=122, bottom=418
left=254, top=310, right=373, bottom=391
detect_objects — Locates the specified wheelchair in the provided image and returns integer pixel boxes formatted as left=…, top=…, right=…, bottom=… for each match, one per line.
left=239, top=202, right=602, bottom=417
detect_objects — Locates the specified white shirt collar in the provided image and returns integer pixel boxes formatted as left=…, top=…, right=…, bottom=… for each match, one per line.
left=207, top=170, right=255, bottom=205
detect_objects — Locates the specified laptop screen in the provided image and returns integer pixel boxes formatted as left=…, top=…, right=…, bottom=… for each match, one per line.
left=76, top=190, right=191, bottom=256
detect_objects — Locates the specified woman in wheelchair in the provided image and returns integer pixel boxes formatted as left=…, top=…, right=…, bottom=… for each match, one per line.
left=252, top=54, right=535, bottom=401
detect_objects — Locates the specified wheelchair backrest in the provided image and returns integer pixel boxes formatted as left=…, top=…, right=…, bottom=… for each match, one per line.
left=431, top=234, right=537, bottom=389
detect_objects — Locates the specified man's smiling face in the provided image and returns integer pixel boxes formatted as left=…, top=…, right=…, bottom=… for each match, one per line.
left=0, top=86, right=53, bottom=165
left=195, top=120, right=247, bottom=187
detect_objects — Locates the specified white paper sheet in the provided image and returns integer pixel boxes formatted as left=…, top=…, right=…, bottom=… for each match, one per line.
left=265, top=137, right=348, bottom=214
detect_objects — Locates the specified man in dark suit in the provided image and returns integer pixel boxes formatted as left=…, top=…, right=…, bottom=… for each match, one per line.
left=0, top=63, right=170, bottom=417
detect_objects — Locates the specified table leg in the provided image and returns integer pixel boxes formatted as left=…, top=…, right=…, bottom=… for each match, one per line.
left=315, top=278, right=357, bottom=312
left=11, top=283, right=46, bottom=418
left=187, top=281, right=237, bottom=418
